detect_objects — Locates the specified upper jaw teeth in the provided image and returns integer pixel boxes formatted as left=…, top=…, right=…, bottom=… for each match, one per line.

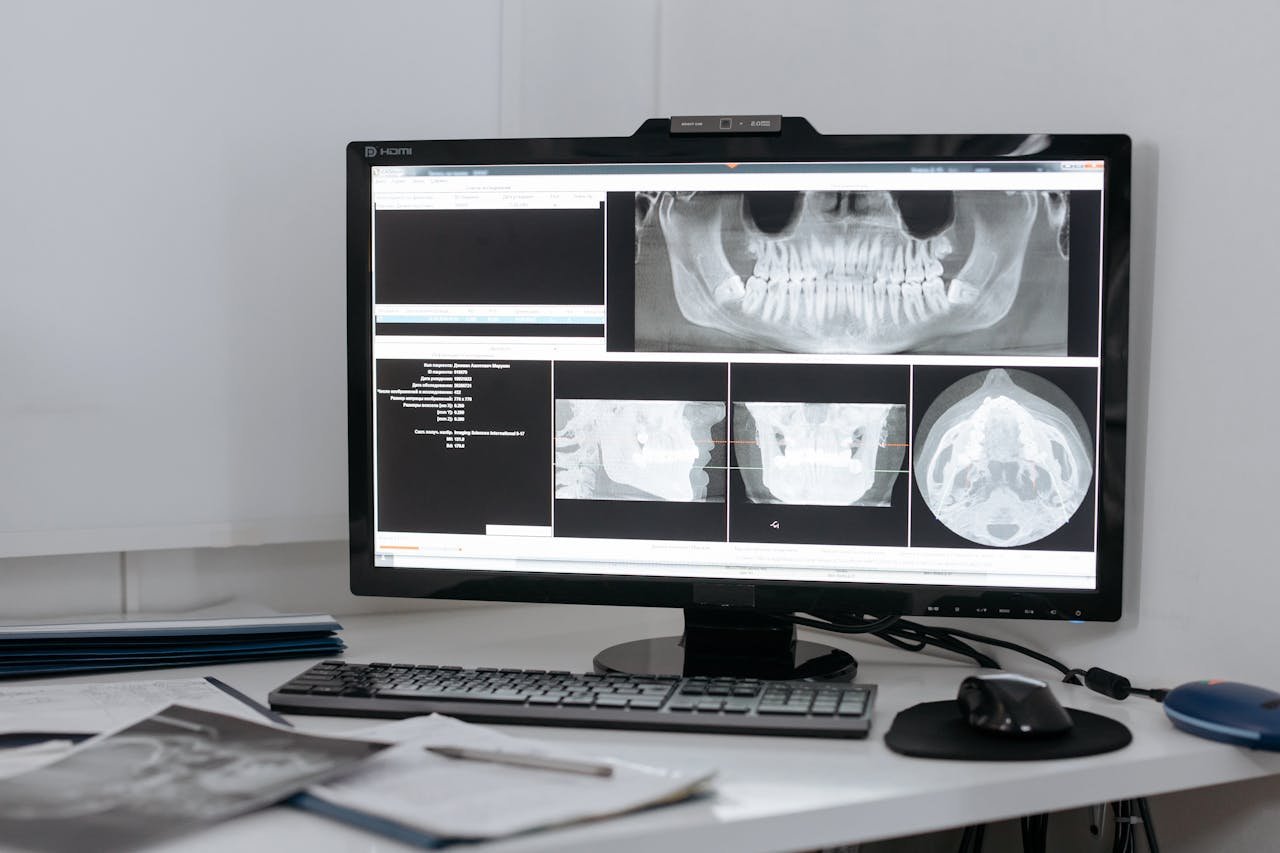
left=724, top=232, right=973, bottom=326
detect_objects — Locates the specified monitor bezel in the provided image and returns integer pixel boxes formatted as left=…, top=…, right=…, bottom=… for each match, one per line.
left=348, top=121, right=1130, bottom=622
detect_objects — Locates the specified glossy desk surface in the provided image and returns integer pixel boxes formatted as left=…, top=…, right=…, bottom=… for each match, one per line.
left=5, top=605, right=1279, bottom=853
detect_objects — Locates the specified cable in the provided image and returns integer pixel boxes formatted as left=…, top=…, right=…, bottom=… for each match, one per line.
left=1136, top=797, right=1160, bottom=853
left=779, top=611, right=1170, bottom=704
left=1019, top=813, right=1048, bottom=853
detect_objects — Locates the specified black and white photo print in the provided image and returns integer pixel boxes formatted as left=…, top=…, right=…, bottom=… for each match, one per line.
left=554, top=399, right=727, bottom=502
left=634, top=190, right=1071, bottom=355
left=0, top=705, right=385, bottom=853
left=732, top=402, right=907, bottom=506
left=912, top=368, right=1094, bottom=548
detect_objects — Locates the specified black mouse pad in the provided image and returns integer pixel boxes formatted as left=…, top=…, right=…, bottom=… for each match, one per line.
left=885, top=700, right=1132, bottom=760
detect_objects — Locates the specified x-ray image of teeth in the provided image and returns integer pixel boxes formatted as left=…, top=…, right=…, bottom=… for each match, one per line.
left=913, top=369, right=1093, bottom=547
left=555, top=399, right=726, bottom=502
left=633, top=189, right=1070, bottom=355
left=733, top=402, right=907, bottom=506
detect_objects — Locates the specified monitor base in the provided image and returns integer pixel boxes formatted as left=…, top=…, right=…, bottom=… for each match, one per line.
left=593, top=609, right=857, bottom=682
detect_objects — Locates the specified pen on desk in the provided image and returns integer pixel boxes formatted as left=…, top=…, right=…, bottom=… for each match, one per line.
left=426, top=746, right=614, bottom=777
left=205, top=676, right=294, bottom=727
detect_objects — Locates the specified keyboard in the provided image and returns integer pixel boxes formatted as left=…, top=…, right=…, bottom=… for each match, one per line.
left=269, top=661, right=876, bottom=738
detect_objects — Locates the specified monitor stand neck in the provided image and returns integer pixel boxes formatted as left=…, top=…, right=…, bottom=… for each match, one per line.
left=593, top=608, right=857, bottom=681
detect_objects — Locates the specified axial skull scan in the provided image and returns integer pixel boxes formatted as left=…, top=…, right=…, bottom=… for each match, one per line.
left=635, top=189, right=1070, bottom=355
left=554, top=399, right=725, bottom=502
left=913, top=369, right=1093, bottom=547
left=733, top=402, right=907, bottom=506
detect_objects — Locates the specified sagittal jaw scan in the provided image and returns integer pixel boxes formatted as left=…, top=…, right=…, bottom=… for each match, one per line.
left=734, top=402, right=907, bottom=506
left=914, top=369, right=1092, bottom=547
left=555, top=400, right=725, bottom=502
left=646, top=189, right=1068, bottom=354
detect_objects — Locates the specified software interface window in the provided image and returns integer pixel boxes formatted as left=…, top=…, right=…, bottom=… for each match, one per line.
left=369, top=160, right=1106, bottom=592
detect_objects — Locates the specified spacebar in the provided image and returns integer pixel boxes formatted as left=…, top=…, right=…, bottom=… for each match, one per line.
left=375, top=689, right=530, bottom=703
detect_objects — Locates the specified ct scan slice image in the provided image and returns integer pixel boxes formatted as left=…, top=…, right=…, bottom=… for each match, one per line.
left=732, top=402, right=907, bottom=506
left=634, top=189, right=1070, bottom=355
left=554, top=399, right=726, bottom=502
left=913, top=369, right=1093, bottom=547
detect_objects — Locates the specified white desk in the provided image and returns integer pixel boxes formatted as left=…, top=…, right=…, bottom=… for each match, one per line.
left=7, top=604, right=1280, bottom=852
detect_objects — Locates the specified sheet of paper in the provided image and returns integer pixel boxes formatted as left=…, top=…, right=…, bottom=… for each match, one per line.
left=306, top=714, right=715, bottom=840
left=0, top=677, right=272, bottom=736
left=0, top=704, right=387, bottom=853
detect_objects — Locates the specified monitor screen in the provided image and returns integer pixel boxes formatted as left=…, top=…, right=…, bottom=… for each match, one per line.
left=349, top=121, right=1129, bottom=627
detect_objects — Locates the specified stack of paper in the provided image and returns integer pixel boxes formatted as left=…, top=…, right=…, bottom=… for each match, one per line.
left=0, top=613, right=345, bottom=678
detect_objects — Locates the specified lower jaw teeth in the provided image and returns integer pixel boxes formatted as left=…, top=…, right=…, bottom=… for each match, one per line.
left=714, top=273, right=978, bottom=326
left=923, top=277, right=948, bottom=313
left=901, top=282, right=924, bottom=323
left=714, top=274, right=746, bottom=306
left=947, top=278, right=980, bottom=305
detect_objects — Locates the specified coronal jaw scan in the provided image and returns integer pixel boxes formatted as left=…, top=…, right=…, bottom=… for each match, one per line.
left=914, top=369, right=1093, bottom=547
left=644, top=189, right=1069, bottom=354
left=554, top=400, right=725, bottom=502
left=734, top=402, right=907, bottom=506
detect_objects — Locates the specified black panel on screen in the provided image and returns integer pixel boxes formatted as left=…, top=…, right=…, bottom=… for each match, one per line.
left=1067, top=190, right=1102, bottom=356
left=374, top=208, right=604, bottom=305
left=554, top=361, right=726, bottom=401
left=605, top=192, right=637, bottom=351
left=376, top=323, right=603, bottom=338
left=554, top=499, right=725, bottom=542
left=376, top=359, right=552, bottom=534
left=730, top=363, right=909, bottom=405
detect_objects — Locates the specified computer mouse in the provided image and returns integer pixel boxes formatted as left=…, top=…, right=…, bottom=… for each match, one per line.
left=957, top=673, right=1074, bottom=737
left=1163, top=680, right=1280, bottom=750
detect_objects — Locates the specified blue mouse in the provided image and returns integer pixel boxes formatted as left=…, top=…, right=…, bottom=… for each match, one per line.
left=1163, top=680, right=1280, bottom=750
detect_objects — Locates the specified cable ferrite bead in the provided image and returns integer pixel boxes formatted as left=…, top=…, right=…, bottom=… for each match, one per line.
left=1083, top=667, right=1132, bottom=700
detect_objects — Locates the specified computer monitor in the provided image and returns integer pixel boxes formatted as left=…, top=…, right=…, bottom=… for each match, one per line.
left=349, top=118, right=1130, bottom=679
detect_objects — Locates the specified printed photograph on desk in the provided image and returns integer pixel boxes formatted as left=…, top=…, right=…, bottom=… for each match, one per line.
left=0, top=704, right=387, bottom=853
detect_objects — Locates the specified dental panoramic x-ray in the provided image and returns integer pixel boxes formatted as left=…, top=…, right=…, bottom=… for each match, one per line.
left=913, top=369, right=1093, bottom=547
left=554, top=399, right=726, bottom=502
left=634, top=189, right=1070, bottom=355
left=733, top=402, right=907, bottom=506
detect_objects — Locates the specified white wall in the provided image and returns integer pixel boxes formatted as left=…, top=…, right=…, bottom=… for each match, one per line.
left=0, top=0, right=503, bottom=556
left=3, top=2, right=1279, bottom=849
